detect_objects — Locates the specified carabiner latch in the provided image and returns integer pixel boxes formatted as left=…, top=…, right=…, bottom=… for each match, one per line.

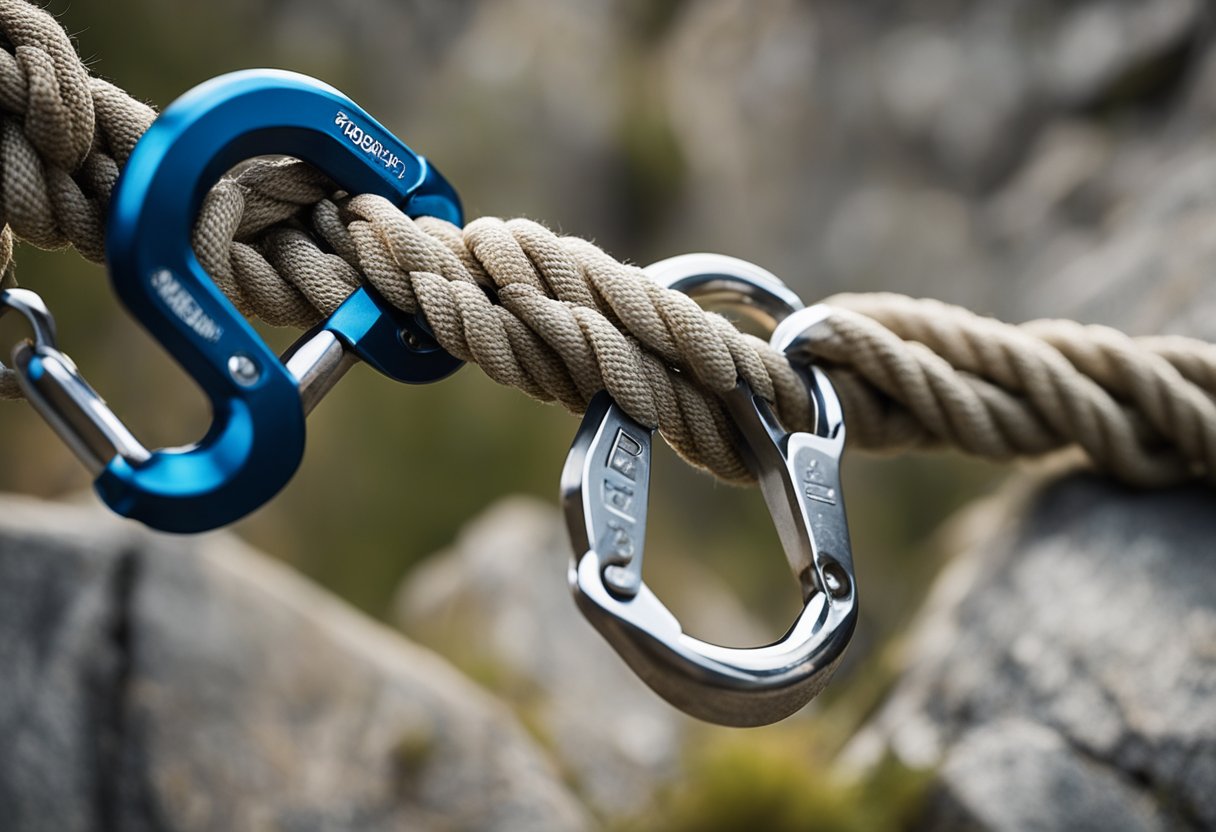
left=8, top=70, right=464, bottom=533
left=562, top=255, right=857, bottom=726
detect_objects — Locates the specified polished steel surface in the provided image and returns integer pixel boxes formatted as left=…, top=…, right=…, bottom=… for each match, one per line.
left=2, top=288, right=150, bottom=475
left=562, top=254, right=858, bottom=726
left=284, top=330, right=360, bottom=417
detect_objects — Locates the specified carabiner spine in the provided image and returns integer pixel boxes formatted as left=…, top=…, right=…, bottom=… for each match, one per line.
left=561, top=391, right=651, bottom=599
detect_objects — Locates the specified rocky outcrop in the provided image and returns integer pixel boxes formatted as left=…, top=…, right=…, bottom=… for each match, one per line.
left=5, top=2, right=1216, bottom=829
left=0, top=494, right=591, bottom=832
left=190, top=0, right=1214, bottom=314
left=844, top=474, right=1216, bottom=831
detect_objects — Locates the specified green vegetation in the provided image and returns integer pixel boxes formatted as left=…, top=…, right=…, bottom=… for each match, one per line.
left=625, top=733, right=933, bottom=832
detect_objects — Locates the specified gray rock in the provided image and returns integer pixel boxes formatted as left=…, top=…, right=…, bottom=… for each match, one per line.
left=1042, top=0, right=1201, bottom=107
left=844, top=474, right=1216, bottom=830
left=925, top=719, right=1173, bottom=832
left=0, top=494, right=591, bottom=832
left=247, top=0, right=1209, bottom=307
left=1009, top=138, right=1216, bottom=338
left=394, top=496, right=774, bottom=820
left=651, top=0, right=1207, bottom=312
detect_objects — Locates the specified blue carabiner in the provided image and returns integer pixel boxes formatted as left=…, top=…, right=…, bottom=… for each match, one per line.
left=97, top=69, right=463, bottom=532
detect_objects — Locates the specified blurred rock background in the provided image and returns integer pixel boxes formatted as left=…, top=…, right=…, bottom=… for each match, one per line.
left=2, top=0, right=1215, bottom=829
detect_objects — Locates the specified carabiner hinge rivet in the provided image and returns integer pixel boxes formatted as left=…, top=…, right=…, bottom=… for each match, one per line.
left=821, top=559, right=851, bottom=599
left=227, top=353, right=261, bottom=387
left=604, top=563, right=641, bottom=597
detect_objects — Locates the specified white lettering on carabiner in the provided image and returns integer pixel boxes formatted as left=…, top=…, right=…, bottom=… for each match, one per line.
left=802, top=459, right=837, bottom=505
left=150, top=269, right=223, bottom=343
left=334, top=111, right=410, bottom=180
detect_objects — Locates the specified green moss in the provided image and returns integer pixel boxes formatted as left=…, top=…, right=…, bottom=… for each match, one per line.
left=621, top=735, right=933, bottom=832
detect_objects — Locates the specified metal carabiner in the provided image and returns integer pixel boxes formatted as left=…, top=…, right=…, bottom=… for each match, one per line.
left=5, top=70, right=463, bottom=533
left=561, top=254, right=856, bottom=726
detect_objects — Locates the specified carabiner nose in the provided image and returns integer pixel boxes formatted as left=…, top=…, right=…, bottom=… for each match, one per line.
left=25, top=69, right=463, bottom=533
left=562, top=254, right=857, bottom=726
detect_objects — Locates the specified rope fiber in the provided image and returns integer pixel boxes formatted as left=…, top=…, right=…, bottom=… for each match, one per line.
left=0, top=0, right=1213, bottom=486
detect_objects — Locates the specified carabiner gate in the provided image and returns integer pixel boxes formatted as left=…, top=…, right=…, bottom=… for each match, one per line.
left=562, top=255, right=857, bottom=726
left=5, top=70, right=464, bottom=533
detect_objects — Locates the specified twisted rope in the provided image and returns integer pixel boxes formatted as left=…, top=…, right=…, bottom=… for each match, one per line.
left=0, top=0, right=1213, bottom=486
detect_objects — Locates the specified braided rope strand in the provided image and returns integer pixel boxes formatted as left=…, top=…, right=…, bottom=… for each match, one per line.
left=0, top=0, right=1213, bottom=486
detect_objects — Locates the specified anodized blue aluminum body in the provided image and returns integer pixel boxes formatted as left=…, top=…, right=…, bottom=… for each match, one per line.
left=101, top=69, right=463, bottom=533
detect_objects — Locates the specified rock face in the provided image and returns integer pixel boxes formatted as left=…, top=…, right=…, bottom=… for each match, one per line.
left=6, top=2, right=1216, bottom=829
left=74, top=0, right=1210, bottom=312
left=845, top=475, right=1216, bottom=831
left=0, top=494, right=591, bottom=832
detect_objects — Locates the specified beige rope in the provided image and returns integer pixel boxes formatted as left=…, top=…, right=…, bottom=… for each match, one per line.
left=0, top=0, right=1213, bottom=487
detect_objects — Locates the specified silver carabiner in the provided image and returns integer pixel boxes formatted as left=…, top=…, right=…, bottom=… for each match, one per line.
left=561, top=254, right=856, bottom=726
left=1, top=288, right=153, bottom=473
